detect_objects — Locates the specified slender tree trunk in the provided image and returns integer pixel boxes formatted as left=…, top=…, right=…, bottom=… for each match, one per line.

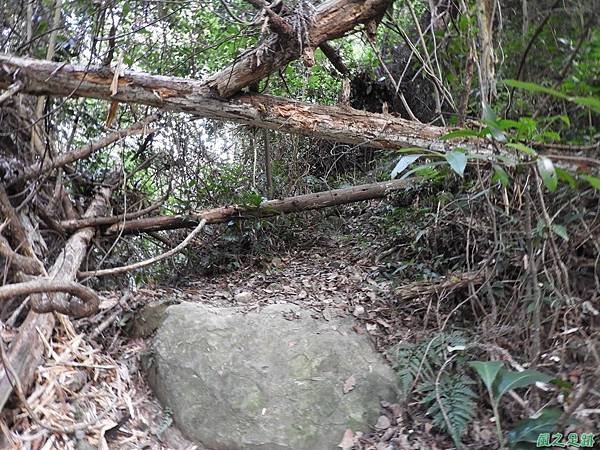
left=476, top=0, right=496, bottom=106
left=69, top=178, right=412, bottom=236
left=264, top=130, right=273, bottom=198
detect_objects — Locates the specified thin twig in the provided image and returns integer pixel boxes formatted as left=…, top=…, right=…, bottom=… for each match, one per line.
left=78, top=219, right=207, bottom=278
left=0, top=80, right=23, bottom=104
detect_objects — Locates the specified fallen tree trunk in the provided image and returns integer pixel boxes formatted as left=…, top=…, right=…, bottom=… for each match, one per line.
left=30, top=183, right=113, bottom=316
left=89, top=178, right=411, bottom=236
left=0, top=55, right=482, bottom=153
left=206, top=0, right=390, bottom=96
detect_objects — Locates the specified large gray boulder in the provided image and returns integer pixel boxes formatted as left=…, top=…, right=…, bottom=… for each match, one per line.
left=145, top=302, right=397, bottom=450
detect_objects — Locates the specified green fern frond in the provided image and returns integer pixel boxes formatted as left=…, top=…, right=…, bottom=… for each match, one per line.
left=392, top=330, right=468, bottom=397
left=392, top=331, right=476, bottom=447
left=419, top=373, right=477, bottom=445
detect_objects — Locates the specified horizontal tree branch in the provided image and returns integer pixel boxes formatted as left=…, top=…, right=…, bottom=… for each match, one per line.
left=95, top=178, right=413, bottom=235
left=59, top=195, right=166, bottom=231
left=0, top=279, right=101, bottom=315
left=0, top=55, right=487, bottom=154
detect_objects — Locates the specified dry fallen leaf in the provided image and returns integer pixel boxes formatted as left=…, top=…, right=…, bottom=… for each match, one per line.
left=352, top=324, right=365, bottom=335
left=342, top=375, right=356, bottom=394
left=374, top=415, right=391, bottom=430
left=338, top=428, right=355, bottom=450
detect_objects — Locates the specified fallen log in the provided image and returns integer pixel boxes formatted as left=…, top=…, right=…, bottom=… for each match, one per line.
left=0, top=55, right=483, bottom=153
left=88, top=178, right=412, bottom=235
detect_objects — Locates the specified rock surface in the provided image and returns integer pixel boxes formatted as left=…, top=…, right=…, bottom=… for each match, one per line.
left=145, top=302, right=397, bottom=450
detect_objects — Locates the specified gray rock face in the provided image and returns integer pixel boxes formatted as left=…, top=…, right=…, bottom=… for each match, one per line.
left=146, top=302, right=397, bottom=450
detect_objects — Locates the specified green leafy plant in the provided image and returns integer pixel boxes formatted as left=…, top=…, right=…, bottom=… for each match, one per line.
left=418, top=373, right=477, bottom=446
left=469, top=361, right=555, bottom=448
left=507, top=408, right=565, bottom=449
left=503, top=79, right=600, bottom=114
left=393, top=332, right=476, bottom=447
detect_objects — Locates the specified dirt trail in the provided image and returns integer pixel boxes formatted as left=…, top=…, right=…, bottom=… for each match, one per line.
left=4, top=214, right=448, bottom=449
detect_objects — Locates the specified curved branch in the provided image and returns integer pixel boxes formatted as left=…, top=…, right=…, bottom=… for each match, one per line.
left=0, top=279, right=102, bottom=317
left=78, top=219, right=207, bottom=278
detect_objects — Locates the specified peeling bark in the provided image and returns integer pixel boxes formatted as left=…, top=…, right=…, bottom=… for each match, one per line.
left=0, top=55, right=490, bottom=154
left=207, top=0, right=391, bottom=96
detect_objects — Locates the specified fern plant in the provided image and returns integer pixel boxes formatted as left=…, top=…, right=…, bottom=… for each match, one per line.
left=418, top=373, right=477, bottom=445
left=392, top=331, right=475, bottom=448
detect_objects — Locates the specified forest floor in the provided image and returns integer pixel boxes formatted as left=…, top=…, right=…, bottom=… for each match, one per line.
left=5, top=201, right=465, bottom=449
left=109, top=202, right=467, bottom=450
left=6, top=200, right=595, bottom=449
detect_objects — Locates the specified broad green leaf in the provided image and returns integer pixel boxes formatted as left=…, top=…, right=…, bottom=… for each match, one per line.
left=492, top=165, right=510, bottom=187
left=482, top=103, right=498, bottom=122
left=555, top=168, right=576, bottom=188
left=549, top=114, right=570, bottom=127
left=503, top=79, right=568, bottom=99
left=468, top=361, right=503, bottom=393
left=440, top=129, right=481, bottom=141
left=536, top=157, right=558, bottom=192
left=538, top=130, right=561, bottom=142
left=558, top=115, right=570, bottom=126
left=493, top=368, right=554, bottom=400
left=581, top=174, right=600, bottom=190
left=497, top=119, right=520, bottom=130
left=507, top=408, right=564, bottom=446
left=482, top=105, right=507, bottom=142
left=503, top=80, right=600, bottom=113
left=551, top=224, right=569, bottom=241
left=572, top=96, right=600, bottom=114
left=391, top=155, right=422, bottom=179
left=507, top=142, right=537, bottom=156
left=445, top=150, right=468, bottom=177
left=483, top=126, right=507, bottom=142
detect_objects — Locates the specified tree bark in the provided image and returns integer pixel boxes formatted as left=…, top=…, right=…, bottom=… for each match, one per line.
left=81, top=178, right=412, bottom=236
left=207, top=0, right=390, bottom=96
left=263, top=129, right=273, bottom=198
left=0, top=180, right=114, bottom=411
left=0, top=55, right=489, bottom=154
left=30, top=184, right=113, bottom=316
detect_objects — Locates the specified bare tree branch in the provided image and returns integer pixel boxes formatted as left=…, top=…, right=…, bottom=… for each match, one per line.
left=17, top=115, right=158, bottom=183
left=79, top=219, right=207, bottom=278
left=0, top=279, right=101, bottom=314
